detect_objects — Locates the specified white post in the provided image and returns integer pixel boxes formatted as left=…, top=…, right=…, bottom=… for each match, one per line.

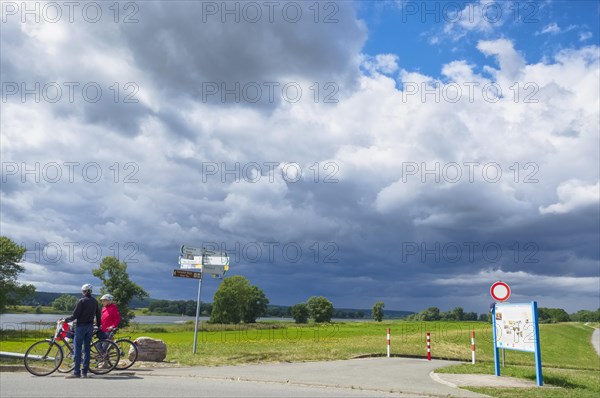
left=387, top=328, right=391, bottom=358
left=471, top=330, right=476, bottom=364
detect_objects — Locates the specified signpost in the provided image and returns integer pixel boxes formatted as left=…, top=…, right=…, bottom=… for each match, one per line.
left=172, top=269, right=202, bottom=279
left=490, top=282, right=543, bottom=386
left=179, top=255, right=229, bottom=274
left=179, top=257, right=202, bottom=269
left=174, top=245, right=230, bottom=354
left=180, top=245, right=204, bottom=257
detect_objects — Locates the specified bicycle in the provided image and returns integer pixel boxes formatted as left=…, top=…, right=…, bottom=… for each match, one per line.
left=106, top=328, right=139, bottom=370
left=24, top=320, right=120, bottom=376
left=59, top=327, right=138, bottom=372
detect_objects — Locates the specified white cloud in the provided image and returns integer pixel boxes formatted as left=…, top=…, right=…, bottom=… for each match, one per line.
left=433, top=268, right=599, bottom=293
left=579, top=31, right=593, bottom=42
left=540, top=22, right=561, bottom=35
left=539, top=180, right=600, bottom=214
left=476, top=39, right=526, bottom=79
left=441, top=0, right=507, bottom=41
left=361, top=54, right=399, bottom=75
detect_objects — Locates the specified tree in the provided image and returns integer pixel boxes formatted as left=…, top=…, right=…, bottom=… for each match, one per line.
left=0, top=236, right=35, bottom=313
left=538, top=307, right=571, bottom=323
left=242, top=285, right=269, bottom=323
left=419, top=307, right=441, bottom=321
left=92, top=256, right=148, bottom=327
left=291, top=303, right=309, bottom=324
left=451, top=307, right=465, bottom=321
left=570, top=309, right=600, bottom=322
left=307, top=296, right=333, bottom=323
left=210, top=276, right=269, bottom=324
left=52, top=294, right=78, bottom=312
left=463, top=312, right=478, bottom=321
left=372, top=301, right=385, bottom=322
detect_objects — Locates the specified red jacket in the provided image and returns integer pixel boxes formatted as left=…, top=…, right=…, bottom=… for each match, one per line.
left=101, top=303, right=121, bottom=332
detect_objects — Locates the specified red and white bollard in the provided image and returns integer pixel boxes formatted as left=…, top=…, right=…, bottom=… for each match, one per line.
left=471, top=330, right=476, bottom=364
left=387, top=328, right=391, bottom=358
left=426, top=332, right=431, bottom=361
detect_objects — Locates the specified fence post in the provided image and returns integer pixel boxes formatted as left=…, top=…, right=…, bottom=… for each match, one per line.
left=471, top=330, right=476, bottom=364
left=426, top=332, right=431, bottom=360
left=387, top=328, right=391, bottom=358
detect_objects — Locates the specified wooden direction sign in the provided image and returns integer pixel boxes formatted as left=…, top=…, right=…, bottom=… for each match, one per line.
left=172, top=269, right=202, bottom=280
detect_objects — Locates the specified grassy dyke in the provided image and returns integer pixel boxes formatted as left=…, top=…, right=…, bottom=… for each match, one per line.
left=2, top=320, right=597, bottom=396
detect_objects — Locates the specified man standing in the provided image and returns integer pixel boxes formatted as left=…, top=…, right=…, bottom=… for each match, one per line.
left=64, top=284, right=101, bottom=378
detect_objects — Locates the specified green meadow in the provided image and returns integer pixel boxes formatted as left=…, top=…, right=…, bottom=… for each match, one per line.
left=2, top=321, right=598, bottom=397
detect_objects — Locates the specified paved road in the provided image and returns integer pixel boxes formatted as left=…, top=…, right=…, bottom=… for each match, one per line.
left=149, top=358, right=484, bottom=397
left=1, top=358, right=486, bottom=397
left=592, top=328, right=600, bottom=356
left=0, top=371, right=410, bottom=398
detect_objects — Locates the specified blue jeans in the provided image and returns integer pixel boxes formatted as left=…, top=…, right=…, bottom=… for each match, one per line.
left=73, top=324, right=94, bottom=375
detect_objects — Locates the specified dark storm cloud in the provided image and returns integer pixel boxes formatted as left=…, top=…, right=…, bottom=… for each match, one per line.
left=1, top=2, right=598, bottom=314
left=122, top=2, right=365, bottom=82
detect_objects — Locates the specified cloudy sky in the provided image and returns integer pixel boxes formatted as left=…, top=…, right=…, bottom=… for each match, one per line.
left=1, top=0, right=599, bottom=314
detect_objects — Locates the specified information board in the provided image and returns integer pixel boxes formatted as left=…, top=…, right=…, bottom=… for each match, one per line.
left=492, top=301, right=543, bottom=386
left=494, top=303, right=536, bottom=352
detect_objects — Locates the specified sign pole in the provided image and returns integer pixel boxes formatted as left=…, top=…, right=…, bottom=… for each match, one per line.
left=192, top=276, right=203, bottom=354
left=532, top=301, right=543, bottom=386
left=179, top=245, right=229, bottom=354
left=492, top=304, right=500, bottom=376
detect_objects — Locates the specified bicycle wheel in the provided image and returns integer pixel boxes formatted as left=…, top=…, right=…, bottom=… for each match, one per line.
left=114, top=339, right=138, bottom=370
left=57, top=342, right=75, bottom=373
left=24, top=340, right=63, bottom=376
left=88, top=339, right=120, bottom=375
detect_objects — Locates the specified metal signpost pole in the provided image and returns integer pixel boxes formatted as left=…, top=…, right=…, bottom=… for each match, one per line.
left=532, top=301, right=543, bottom=386
left=492, top=303, right=500, bottom=377
left=192, top=249, right=206, bottom=354
left=192, top=273, right=203, bottom=353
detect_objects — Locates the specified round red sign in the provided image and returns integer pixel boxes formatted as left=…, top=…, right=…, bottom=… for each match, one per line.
left=490, top=281, right=511, bottom=302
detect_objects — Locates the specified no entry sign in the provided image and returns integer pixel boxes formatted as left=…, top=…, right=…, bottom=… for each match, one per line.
left=490, top=281, right=511, bottom=302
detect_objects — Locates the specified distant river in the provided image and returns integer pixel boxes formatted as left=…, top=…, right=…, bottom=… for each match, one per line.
left=0, top=313, right=208, bottom=330
left=0, top=314, right=371, bottom=330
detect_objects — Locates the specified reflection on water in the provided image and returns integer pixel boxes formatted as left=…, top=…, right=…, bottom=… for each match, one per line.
left=0, top=313, right=209, bottom=330
left=0, top=313, right=371, bottom=331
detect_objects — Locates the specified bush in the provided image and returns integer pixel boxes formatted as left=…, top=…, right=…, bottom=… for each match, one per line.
left=291, top=303, right=309, bottom=324
left=372, top=302, right=384, bottom=322
left=210, top=276, right=269, bottom=324
left=307, top=296, right=333, bottom=323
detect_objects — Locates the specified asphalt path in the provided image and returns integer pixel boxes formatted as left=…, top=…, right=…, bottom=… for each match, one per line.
left=1, top=358, right=486, bottom=398
left=592, top=328, right=600, bottom=356
left=0, top=371, right=411, bottom=398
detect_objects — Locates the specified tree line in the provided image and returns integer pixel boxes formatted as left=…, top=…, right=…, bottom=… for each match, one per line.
left=405, top=306, right=600, bottom=323
left=145, top=299, right=369, bottom=319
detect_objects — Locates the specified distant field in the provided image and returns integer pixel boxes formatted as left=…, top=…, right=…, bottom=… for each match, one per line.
left=2, top=321, right=597, bottom=396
